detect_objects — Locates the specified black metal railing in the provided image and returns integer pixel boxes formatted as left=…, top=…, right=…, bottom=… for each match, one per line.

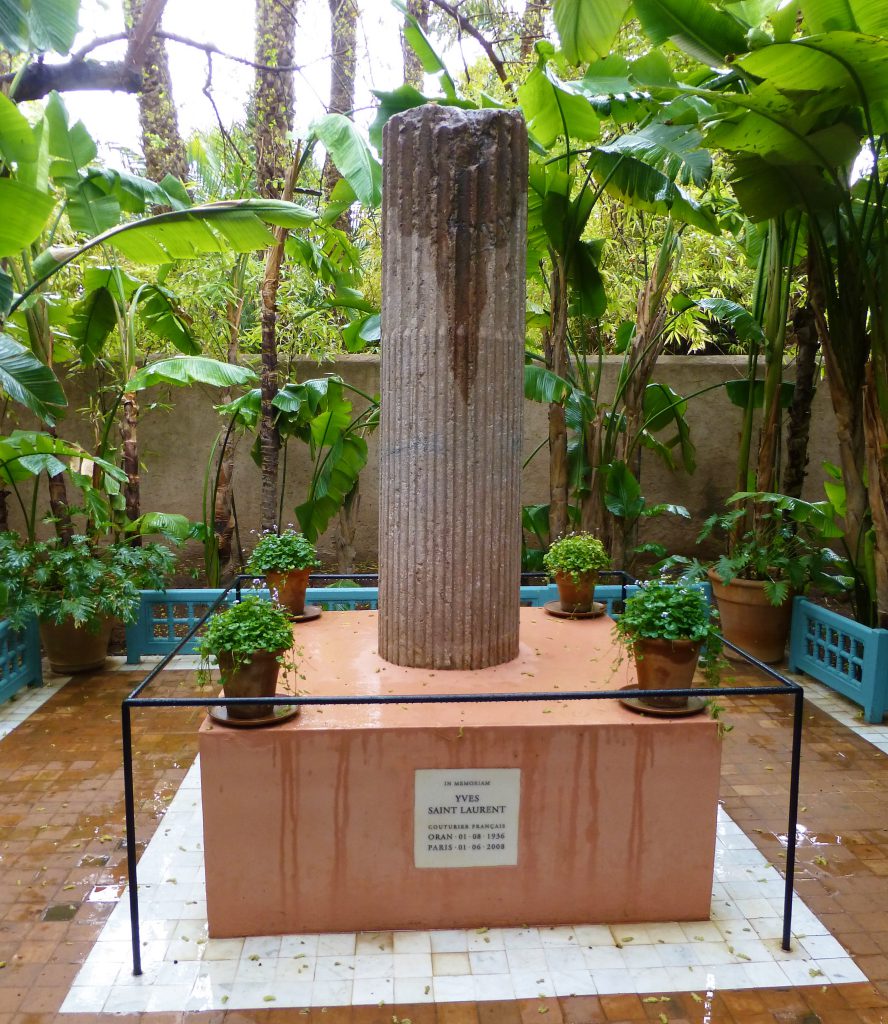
left=121, top=575, right=804, bottom=976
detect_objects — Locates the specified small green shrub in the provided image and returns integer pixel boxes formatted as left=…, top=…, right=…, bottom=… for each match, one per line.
left=543, top=533, right=610, bottom=582
left=615, top=579, right=714, bottom=643
left=0, top=533, right=174, bottom=630
left=247, top=529, right=319, bottom=574
left=198, top=596, right=293, bottom=657
left=613, top=578, right=723, bottom=685
left=196, top=595, right=296, bottom=688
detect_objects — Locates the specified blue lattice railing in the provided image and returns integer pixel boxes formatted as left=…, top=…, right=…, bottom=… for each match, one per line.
left=788, top=596, right=888, bottom=723
left=125, top=582, right=642, bottom=663
left=0, top=617, right=43, bottom=703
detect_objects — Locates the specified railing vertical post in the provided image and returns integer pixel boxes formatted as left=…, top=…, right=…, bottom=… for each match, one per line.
left=782, top=684, right=804, bottom=950
left=121, top=701, right=142, bottom=975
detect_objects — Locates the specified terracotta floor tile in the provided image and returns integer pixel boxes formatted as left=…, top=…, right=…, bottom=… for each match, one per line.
left=519, top=997, right=565, bottom=1024
left=478, top=999, right=523, bottom=1024
left=559, top=996, right=607, bottom=1024
left=436, top=1002, right=481, bottom=1024
left=599, top=995, right=646, bottom=1021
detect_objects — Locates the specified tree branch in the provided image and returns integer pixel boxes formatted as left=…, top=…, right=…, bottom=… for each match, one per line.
left=427, top=0, right=512, bottom=91
left=3, top=27, right=307, bottom=102
left=4, top=60, right=142, bottom=101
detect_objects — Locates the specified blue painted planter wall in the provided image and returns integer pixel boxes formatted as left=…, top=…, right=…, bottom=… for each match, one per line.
left=0, top=618, right=43, bottom=703
left=124, top=583, right=642, bottom=663
left=788, top=596, right=888, bottom=723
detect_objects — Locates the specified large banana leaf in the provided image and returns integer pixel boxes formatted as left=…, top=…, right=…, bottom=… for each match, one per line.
left=0, top=430, right=123, bottom=486
left=0, top=178, right=56, bottom=257
left=598, top=122, right=711, bottom=188
left=127, top=357, right=257, bottom=392
left=12, top=199, right=317, bottom=314
left=136, top=285, right=198, bottom=355
left=0, top=334, right=66, bottom=423
left=0, top=92, right=36, bottom=166
left=553, top=0, right=632, bottom=64
left=295, top=434, right=368, bottom=542
left=68, top=286, right=117, bottom=364
left=524, top=364, right=572, bottom=404
left=801, top=0, right=888, bottom=36
left=586, top=150, right=719, bottom=233
left=736, top=34, right=888, bottom=109
left=0, top=0, right=79, bottom=54
left=518, top=63, right=600, bottom=148
left=632, top=0, right=748, bottom=66
left=309, top=114, right=381, bottom=208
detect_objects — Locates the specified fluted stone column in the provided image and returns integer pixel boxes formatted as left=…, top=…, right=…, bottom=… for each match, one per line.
left=378, top=105, right=528, bottom=669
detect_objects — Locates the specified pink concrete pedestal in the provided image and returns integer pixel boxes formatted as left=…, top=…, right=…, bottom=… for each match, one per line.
left=199, top=609, right=721, bottom=938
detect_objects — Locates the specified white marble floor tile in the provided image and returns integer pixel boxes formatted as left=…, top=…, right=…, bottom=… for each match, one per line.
left=61, top=759, right=867, bottom=1014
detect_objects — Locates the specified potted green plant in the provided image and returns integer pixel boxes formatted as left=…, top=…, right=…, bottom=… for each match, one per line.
left=613, top=578, right=721, bottom=709
left=0, top=533, right=175, bottom=673
left=668, top=494, right=847, bottom=664
left=197, top=595, right=296, bottom=723
left=543, top=533, right=610, bottom=613
left=247, top=528, right=320, bottom=618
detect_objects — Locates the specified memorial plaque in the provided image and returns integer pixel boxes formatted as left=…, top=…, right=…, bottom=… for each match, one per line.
left=414, top=769, right=520, bottom=868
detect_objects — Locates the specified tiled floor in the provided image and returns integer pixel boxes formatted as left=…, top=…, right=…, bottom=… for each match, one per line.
left=60, top=762, right=864, bottom=1014
left=0, top=658, right=887, bottom=1023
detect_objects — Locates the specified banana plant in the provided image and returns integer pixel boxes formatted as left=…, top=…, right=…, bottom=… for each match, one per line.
left=552, top=0, right=888, bottom=625
left=0, top=88, right=316, bottom=540
left=377, top=8, right=721, bottom=548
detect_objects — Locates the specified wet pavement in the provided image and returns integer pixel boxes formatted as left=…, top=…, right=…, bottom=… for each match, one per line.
left=0, top=662, right=887, bottom=1023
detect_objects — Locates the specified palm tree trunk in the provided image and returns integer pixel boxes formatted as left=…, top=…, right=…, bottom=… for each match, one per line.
left=782, top=303, right=819, bottom=499
left=121, top=388, right=141, bottom=539
left=864, top=363, right=888, bottom=628
left=259, top=155, right=300, bottom=533
left=124, top=0, right=188, bottom=182
left=254, top=0, right=299, bottom=198
left=323, top=0, right=358, bottom=232
left=213, top=281, right=245, bottom=578
left=520, top=0, right=547, bottom=61
left=335, top=480, right=360, bottom=573
left=544, top=253, right=569, bottom=542
left=402, top=0, right=429, bottom=87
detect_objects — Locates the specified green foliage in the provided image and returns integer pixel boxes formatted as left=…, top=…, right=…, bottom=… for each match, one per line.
left=0, top=0, right=79, bottom=55
left=247, top=528, right=319, bottom=574
left=615, top=578, right=715, bottom=643
left=687, top=496, right=851, bottom=604
left=0, top=532, right=174, bottom=629
left=0, top=334, right=66, bottom=423
left=543, top=532, right=610, bottom=580
left=198, top=595, right=294, bottom=658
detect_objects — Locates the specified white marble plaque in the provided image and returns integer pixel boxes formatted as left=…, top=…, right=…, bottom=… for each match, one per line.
left=414, top=768, right=520, bottom=868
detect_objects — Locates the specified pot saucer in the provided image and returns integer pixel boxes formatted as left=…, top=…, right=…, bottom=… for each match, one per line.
left=543, top=600, right=606, bottom=619
left=290, top=604, right=321, bottom=623
left=208, top=705, right=300, bottom=728
left=617, top=684, right=707, bottom=718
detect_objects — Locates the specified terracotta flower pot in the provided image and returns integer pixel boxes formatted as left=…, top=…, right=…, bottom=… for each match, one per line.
left=633, top=636, right=702, bottom=709
left=217, top=648, right=287, bottom=721
left=707, top=569, right=792, bottom=664
left=554, top=571, right=598, bottom=613
left=39, top=616, right=113, bottom=673
left=266, top=568, right=312, bottom=617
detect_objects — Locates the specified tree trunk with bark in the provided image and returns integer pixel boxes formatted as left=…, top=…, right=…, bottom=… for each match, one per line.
left=212, top=272, right=246, bottom=580
left=520, top=0, right=547, bottom=61
left=863, top=364, right=888, bottom=628
left=402, top=0, right=429, bottom=88
left=124, top=0, right=188, bottom=182
left=259, top=156, right=300, bottom=533
left=335, top=480, right=360, bottom=573
left=782, top=303, right=819, bottom=499
left=253, top=0, right=298, bottom=198
left=120, top=387, right=141, bottom=543
left=544, top=252, right=569, bottom=543
left=323, top=0, right=358, bottom=231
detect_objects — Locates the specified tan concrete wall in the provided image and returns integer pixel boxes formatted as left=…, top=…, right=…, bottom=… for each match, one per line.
left=7, top=355, right=838, bottom=569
